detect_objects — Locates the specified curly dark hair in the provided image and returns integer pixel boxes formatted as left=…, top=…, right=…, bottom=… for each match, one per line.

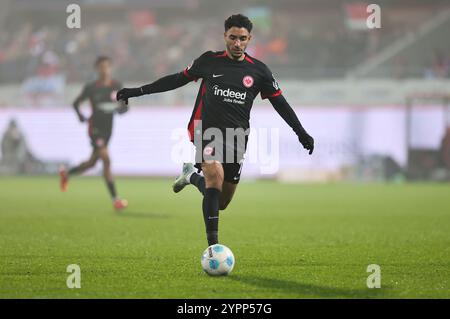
left=224, top=14, right=253, bottom=33
left=94, top=55, right=112, bottom=67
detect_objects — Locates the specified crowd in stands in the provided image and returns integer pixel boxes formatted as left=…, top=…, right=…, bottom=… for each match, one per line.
left=0, top=12, right=377, bottom=84
left=0, top=4, right=449, bottom=86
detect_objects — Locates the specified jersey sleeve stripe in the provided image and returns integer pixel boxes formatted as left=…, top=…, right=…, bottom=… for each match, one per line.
left=187, top=83, right=207, bottom=141
left=183, top=68, right=197, bottom=81
left=261, top=89, right=282, bottom=99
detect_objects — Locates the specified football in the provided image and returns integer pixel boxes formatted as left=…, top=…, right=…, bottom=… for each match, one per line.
left=201, top=244, right=235, bottom=276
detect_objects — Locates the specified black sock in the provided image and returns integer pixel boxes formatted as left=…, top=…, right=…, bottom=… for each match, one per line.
left=190, top=173, right=205, bottom=195
left=106, top=180, right=117, bottom=199
left=202, top=188, right=220, bottom=246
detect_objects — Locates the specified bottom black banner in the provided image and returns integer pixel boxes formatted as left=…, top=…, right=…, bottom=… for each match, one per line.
left=0, top=299, right=446, bottom=316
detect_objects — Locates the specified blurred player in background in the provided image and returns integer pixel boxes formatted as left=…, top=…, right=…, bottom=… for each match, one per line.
left=59, top=56, right=129, bottom=210
left=116, top=14, right=314, bottom=244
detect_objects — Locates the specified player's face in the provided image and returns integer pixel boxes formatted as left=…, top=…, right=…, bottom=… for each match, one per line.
left=96, top=60, right=112, bottom=80
left=224, top=27, right=252, bottom=60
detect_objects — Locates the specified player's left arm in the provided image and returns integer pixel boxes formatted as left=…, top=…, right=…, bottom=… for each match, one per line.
left=268, top=94, right=314, bottom=155
left=260, top=67, right=314, bottom=155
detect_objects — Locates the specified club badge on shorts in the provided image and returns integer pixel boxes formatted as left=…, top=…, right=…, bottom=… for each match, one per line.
left=243, top=75, right=254, bottom=88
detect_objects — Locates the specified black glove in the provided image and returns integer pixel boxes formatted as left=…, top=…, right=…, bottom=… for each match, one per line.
left=116, top=87, right=143, bottom=104
left=116, top=103, right=129, bottom=114
left=298, top=131, right=314, bottom=155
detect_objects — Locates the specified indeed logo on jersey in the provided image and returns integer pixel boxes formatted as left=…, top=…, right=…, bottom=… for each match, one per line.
left=212, top=85, right=246, bottom=105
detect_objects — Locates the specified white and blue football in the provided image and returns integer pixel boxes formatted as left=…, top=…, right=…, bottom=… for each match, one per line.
left=201, top=244, right=235, bottom=276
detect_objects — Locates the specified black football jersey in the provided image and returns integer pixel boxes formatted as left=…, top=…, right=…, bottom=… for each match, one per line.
left=77, top=80, right=123, bottom=131
left=183, top=51, right=282, bottom=140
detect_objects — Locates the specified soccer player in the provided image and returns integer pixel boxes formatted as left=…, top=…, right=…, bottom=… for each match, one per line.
left=116, top=14, right=314, bottom=244
left=60, top=56, right=129, bottom=210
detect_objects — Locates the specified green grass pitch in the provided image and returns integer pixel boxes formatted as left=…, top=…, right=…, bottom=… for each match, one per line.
left=0, top=177, right=449, bottom=298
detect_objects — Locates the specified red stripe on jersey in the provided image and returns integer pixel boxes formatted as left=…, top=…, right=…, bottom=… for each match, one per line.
left=244, top=55, right=255, bottom=64
left=215, top=51, right=228, bottom=58
left=183, top=68, right=196, bottom=81
left=261, top=89, right=282, bottom=99
left=188, top=83, right=207, bottom=141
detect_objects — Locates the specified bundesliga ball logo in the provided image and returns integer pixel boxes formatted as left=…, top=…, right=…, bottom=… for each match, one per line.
left=243, top=75, right=254, bottom=88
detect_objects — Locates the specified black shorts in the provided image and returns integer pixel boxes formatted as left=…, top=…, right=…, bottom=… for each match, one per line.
left=194, top=161, right=244, bottom=184
left=193, top=132, right=248, bottom=184
left=89, top=123, right=112, bottom=149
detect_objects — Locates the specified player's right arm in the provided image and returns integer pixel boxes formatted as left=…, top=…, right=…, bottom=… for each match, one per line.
left=116, top=51, right=211, bottom=104
left=72, top=84, right=89, bottom=122
left=116, top=72, right=191, bottom=104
